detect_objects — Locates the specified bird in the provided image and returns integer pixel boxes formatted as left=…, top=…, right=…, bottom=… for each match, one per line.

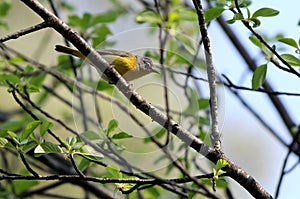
left=55, top=45, right=158, bottom=81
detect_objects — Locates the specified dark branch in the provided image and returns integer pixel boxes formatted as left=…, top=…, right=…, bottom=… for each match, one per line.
left=0, top=22, right=48, bottom=42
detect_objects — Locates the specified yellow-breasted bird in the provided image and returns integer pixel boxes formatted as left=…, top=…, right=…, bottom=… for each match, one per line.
left=55, top=45, right=158, bottom=81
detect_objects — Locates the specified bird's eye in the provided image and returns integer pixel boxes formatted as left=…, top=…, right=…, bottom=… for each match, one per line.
left=144, top=61, right=151, bottom=68
left=142, top=57, right=153, bottom=69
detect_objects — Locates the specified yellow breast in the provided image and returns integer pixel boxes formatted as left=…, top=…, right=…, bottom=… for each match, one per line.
left=102, top=55, right=137, bottom=76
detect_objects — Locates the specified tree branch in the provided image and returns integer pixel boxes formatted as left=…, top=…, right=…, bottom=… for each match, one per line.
left=191, top=0, right=221, bottom=150
left=0, top=22, right=48, bottom=42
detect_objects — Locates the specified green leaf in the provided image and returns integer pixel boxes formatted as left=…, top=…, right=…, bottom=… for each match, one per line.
left=246, top=8, right=251, bottom=19
left=279, top=38, right=299, bottom=49
left=19, top=121, right=41, bottom=142
left=144, top=128, right=166, bottom=143
left=251, top=18, right=261, bottom=28
left=281, top=54, right=300, bottom=66
left=168, top=10, right=179, bottom=23
left=0, top=135, right=14, bottom=149
left=215, top=159, right=228, bottom=171
left=81, top=130, right=102, bottom=140
left=198, top=98, right=210, bottom=110
left=0, top=2, right=11, bottom=17
left=106, top=164, right=122, bottom=178
left=81, top=13, right=92, bottom=30
left=78, top=157, right=90, bottom=171
left=177, top=8, right=197, bottom=21
left=0, top=137, right=9, bottom=147
left=68, top=15, right=82, bottom=27
left=28, top=73, right=47, bottom=88
left=226, top=18, right=236, bottom=24
left=112, top=132, right=133, bottom=139
left=107, top=119, right=118, bottom=134
left=76, top=145, right=104, bottom=158
left=96, top=79, right=114, bottom=92
left=92, top=10, right=121, bottom=24
left=66, top=136, right=77, bottom=146
left=59, top=1, right=74, bottom=11
left=135, top=11, right=162, bottom=24
left=6, top=130, right=17, bottom=138
left=252, top=7, right=279, bottom=18
left=252, top=64, right=267, bottom=90
left=0, top=20, right=8, bottom=29
left=91, top=24, right=112, bottom=47
left=249, top=35, right=262, bottom=48
left=184, top=88, right=199, bottom=114
left=0, top=130, right=8, bottom=137
left=9, top=56, right=24, bottom=64
left=0, top=120, right=24, bottom=131
left=239, top=0, right=251, bottom=8
left=39, top=121, right=53, bottom=138
left=0, top=74, right=20, bottom=85
left=175, top=34, right=195, bottom=55
left=68, top=13, right=92, bottom=31
left=34, top=142, right=63, bottom=156
left=199, top=129, right=211, bottom=146
left=233, top=13, right=244, bottom=20
left=204, top=7, right=225, bottom=23
left=226, top=13, right=243, bottom=24
left=215, top=178, right=228, bottom=188
left=25, top=84, right=40, bottom=93
left=21, top=141, right=38, bottom=153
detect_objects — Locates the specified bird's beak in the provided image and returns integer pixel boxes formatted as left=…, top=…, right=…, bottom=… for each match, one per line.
left=152, top=68, right=159, bottom=73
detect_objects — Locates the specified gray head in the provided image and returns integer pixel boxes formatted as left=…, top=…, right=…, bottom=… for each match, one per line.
left=136, top=56, right=158, bottom=73
left=121, top=55, right=158, bottom=81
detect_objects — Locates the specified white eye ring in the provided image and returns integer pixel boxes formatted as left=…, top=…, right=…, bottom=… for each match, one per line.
left=144, top=61, right=151, bottom=68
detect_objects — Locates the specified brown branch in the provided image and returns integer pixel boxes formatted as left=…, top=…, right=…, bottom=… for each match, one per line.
left=222, top=74, right=300, bottom=96
left=0, top=22, right=48, bottom=42
left=191, top=0, right=221, bottom=150
left=19, top=153, right=40, bottom=177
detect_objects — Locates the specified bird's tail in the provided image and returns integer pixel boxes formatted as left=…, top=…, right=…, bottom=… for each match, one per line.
left=55, top=45, right=86, bottom=59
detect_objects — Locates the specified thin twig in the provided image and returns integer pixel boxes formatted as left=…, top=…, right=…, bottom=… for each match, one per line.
left=275, top=128, right=300, bottom=198
left=192, top=0, right=221, bottom=150
left=19, top=152, right=40, bottom=177
left=222, top=74, right=300, bottom=96
left=154, top=0, right=172, bottom=146
left=69, top=154, right=85, bottom=178
left=0, top=22, right=48, bottom=42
